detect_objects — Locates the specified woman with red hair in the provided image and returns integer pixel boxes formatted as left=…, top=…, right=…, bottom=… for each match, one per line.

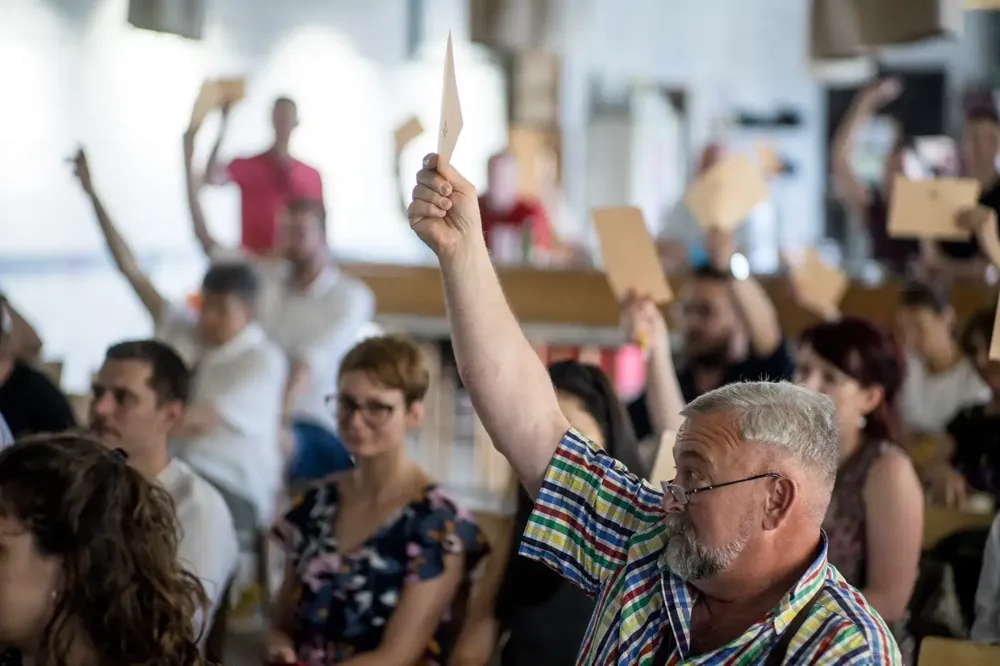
left=794, top=317, right=923, bottom=664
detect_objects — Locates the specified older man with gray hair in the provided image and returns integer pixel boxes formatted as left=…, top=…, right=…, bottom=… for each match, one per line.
left=406, top=153, right=901, bottom=665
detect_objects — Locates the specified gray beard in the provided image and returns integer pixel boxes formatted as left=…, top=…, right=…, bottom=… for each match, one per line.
left=662, top=513, right=751, bottom=582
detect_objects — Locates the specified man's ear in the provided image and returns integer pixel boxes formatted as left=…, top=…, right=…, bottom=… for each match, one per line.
left=761, top=477, right=796, bottom=531
left=161, top=401, right=185, bottom=432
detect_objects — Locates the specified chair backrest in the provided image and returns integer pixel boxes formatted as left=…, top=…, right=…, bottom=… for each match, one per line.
left=923, top=504, right=995, bottom=550
left=918, top=636, right=1000, bottom=666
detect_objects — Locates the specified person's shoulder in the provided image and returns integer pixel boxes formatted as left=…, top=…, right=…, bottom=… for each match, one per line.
left=244, top=333, right=288, bottom=369
left=815, top=572, right=902, bottom=662
left=163, top=460, right=236, bottom=533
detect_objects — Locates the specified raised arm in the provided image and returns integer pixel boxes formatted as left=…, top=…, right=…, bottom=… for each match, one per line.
left=203, top=103, right=232, bottom=186
left=621, top=293, right=684, bottom=439
left=0, top=297, right=43, bottom=362
left=705, top=228, right=782, bottom=357
left=183, top=126, right=220, bottom=256
left=831, top=79, right=901, bottom=217
left=71, top=150, right=165, bottom=322
left=406, top=155, right=567, bottom=496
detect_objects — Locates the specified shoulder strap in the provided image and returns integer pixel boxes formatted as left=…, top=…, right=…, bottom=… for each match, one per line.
left=765, top=589, right=824, bottom=666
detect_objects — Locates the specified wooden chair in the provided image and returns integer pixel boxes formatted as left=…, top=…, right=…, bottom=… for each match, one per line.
left=923, top=504, right=995, bottom=550
left=918, top=636, right=1000, bottom=665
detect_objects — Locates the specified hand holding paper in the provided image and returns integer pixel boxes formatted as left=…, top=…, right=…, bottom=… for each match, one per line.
left=592, top=207, right=673, bottom=305
left=620, top=291, right=668, bottom=354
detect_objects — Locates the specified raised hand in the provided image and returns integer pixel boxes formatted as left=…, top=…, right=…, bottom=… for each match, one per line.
left=705, top=227, right=736, bottom=272
left=71, top=148, right=93, bottom=194
left=863, top=77, right=903, bottom=108
left=620, top=291, right=667, bottom=354
left=407, top=153, right=483, bottom=259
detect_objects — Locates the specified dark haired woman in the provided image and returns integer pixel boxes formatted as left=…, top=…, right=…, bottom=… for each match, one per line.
left=0, top=434, right=207, bottom=666
left=794, top=317, right=923, bottom=663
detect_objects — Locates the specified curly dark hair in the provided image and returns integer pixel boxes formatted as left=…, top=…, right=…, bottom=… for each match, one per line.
left=0, top=433, right=208, bottom=666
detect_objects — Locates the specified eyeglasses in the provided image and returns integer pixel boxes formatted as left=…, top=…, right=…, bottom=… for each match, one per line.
left=326, top=394, right=397, bottom=426
left=660, top=472, right=780, bottom=506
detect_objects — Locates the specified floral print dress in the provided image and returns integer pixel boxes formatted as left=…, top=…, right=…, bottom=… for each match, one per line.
left=273, top=482, right=489, bottom=666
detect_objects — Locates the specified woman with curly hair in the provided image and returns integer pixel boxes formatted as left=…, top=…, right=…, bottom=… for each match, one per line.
left=0, top=433, right=208, bottom=666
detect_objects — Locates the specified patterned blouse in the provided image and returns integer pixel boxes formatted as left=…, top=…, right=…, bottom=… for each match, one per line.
left=273, top=482, right=489, bottom=666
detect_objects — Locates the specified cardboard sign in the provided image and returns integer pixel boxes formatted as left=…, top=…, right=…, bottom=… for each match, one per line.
left=189, top=80, right=221, bottom=130
left=887, top=176, right=980, bottom=240
left=437, top=33, right=463, bottom=170
left=592, top=207, right=673, bottom=304
left=393, top=116, right=424, bottom=155
left=649, top=430, right=678, bottom=484
left=790, top=248, right=848, bottom=319
left=216, top=77, right=246, bottom=104
left=684, top=154, right=769, bottom=230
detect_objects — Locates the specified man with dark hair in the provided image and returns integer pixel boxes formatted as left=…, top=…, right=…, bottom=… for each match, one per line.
left=628, top=230, right=791, bottom=441
left=72, top=149, right=287, bottom=535
left=89, top=339, right=237, bottom=638
left=200, top=95, right=324, bottom=255
left=0, top=295, right=75, bottom=438
left=184, top=124, right=374, bottom=483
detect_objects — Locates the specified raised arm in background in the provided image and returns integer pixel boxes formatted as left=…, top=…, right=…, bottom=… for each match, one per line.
left=620, top=293, right=685, bottom=440
left=71, top=150, right=165, bottom=323
left=406, top=154, right=568, bottom=495
left=183, top=126, right=221, bottom=257
left=705, top=228, right=782, bottom=357
left=202, top=103, right=232, bottom=187
left=831, top=79, right=902, bottom=218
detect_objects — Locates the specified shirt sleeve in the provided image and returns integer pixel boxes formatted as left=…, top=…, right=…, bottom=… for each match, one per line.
left=293, top=281, right=375, bottom=369
left=518, top=428, right=665, bottom=597
left=971, top=514, right=1000, bottom=644
left=211, top=347, right=288, bottom=435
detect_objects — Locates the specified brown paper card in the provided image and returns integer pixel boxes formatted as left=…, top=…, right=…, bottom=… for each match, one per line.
left=966, top=0, right=1000, bottom=8
left=887, top=176, right=981, bottom=240
left=757, top=141, right=782, bottom=176
left=974, top=208, right=1000, bottom=270
left=393, top=116, right=424, bottom=155
left=684, top=154, right=769, bottom=230
left=990, top=291, right=1000, bottom=361
left=216, top=77, right=246, bottom=104
left=649, top=430, right=678, bottom=484
left=436, top=33, right=463, bottom=170
left=592, top=207, right=673, bottom=304
left=790, top=248, right=848, bottom=318
left=189, top=80, right=221, bottom=130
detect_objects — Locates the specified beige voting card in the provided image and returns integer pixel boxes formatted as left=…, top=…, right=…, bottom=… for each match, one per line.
left=684, top=154, right=769, bottom=231
left=757, top=141, right=782, bottom=176
left=190, top=80, right=221, bottom=130
left=887, top=176, right=981, bottom=241
left=393, top=116, right=424, bottom=155
left=592, top=207, right=673, bottom=304
left=991, top=291, right=1000, bottom=361
left=790, top=248, right=848, bottom=319
left=437, top=33, right=463, bottom=170
left=966, top=0, right=1000, bottom=9
left=649, top=430, right=678, bottom=484
left=216, top=77, right=246, bottom=104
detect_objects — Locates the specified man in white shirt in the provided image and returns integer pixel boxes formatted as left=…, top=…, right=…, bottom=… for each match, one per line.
left=88, top=339, right=238, bottom=641
left=184, top=125, right=374, bottom=483
left=73, top=149, right=288, bottom=528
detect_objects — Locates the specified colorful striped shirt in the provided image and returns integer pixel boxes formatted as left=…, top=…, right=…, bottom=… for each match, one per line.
left=519, top=429, right=902, bottom=665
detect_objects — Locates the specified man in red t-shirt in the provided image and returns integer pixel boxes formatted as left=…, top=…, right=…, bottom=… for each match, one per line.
left=204, top=97, right=324, bottom=255
left=479, top=152, right=554, bottom=262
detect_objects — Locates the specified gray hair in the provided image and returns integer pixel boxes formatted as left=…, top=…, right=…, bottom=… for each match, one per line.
left=680, top=381, right=840, bottom=489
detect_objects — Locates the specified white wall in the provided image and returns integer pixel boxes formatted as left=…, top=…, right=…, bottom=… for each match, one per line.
left=0, top=0, right=508, bottom=389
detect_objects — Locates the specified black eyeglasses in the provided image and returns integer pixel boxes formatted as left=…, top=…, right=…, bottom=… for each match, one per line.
left=326, top=394, right=397, bottom=425
left=660, top=473, right=780, bottom=506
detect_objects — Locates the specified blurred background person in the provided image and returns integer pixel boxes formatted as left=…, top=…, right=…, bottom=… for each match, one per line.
left=0, top=434, right=208, bottom=666
left=202, top=97, right=323, bottom=256
left=0, top=295, right=75, bottom=438
left=794, top=317, right=923, bottom=663
left=267, top=336, right=488, bottom=665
